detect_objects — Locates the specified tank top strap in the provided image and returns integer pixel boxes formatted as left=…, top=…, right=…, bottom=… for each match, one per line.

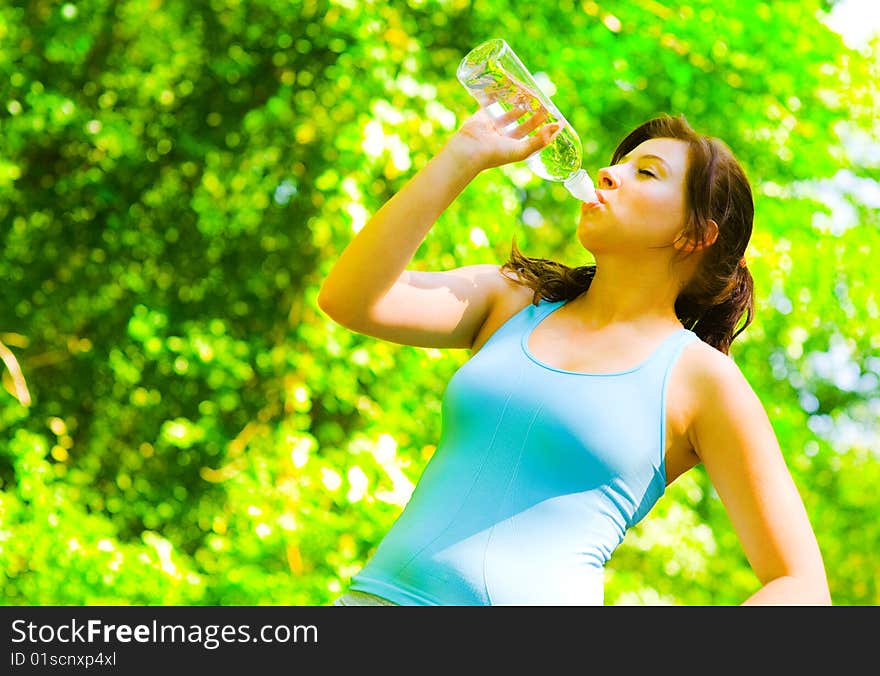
left=638, top=328, right=700, bottom=381
left=527, top=297, right=566, bottom=328
left=480, top=297, right=557, bottom=346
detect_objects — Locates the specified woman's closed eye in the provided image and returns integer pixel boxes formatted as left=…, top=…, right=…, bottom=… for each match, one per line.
left=638, top=168, right=656, bottom=178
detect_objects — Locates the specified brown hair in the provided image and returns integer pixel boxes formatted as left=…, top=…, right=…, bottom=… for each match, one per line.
left=500, top=114, right=754, bottom=354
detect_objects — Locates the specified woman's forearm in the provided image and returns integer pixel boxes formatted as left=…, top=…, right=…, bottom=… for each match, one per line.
left=317, top=140, right=482, bottom=321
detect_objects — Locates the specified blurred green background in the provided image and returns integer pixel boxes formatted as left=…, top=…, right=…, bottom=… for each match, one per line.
left=1, top=0, right=878, bottom=606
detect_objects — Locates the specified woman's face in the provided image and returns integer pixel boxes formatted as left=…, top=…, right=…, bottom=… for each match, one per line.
left=577, top=137, right=691, bottom=256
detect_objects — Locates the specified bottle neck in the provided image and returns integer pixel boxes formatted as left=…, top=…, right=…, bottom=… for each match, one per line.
left=563, top=169, right=597, bottom=202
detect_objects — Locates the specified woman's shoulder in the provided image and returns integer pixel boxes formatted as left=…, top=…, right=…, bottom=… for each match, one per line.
left=675, top=337, right=754, bottom=412
left=495, top=266, right=540, bottom=300
left=469, top=266, right=537, bottom=354
left=663, top=336, right=754, bottom=458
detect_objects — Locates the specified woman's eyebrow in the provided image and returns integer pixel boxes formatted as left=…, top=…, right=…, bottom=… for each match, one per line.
left=619, top=153, right=671, bottom=172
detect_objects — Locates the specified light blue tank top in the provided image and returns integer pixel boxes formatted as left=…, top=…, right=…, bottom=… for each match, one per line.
left=349, top=295, right=700, bottom=605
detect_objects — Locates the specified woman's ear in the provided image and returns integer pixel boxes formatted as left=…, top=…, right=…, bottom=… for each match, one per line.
left=673, top=219, right=719, bottom=253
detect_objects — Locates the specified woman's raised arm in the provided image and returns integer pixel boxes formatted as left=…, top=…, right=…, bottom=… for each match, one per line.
left=317, top=104, right=559, bottom=349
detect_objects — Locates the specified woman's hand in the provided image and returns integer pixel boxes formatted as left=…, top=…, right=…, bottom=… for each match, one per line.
left=444, top=103, right=562, bottom=173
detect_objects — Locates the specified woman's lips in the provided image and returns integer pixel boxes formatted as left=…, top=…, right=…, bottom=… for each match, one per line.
left=581, top=190, right=605, bottom=212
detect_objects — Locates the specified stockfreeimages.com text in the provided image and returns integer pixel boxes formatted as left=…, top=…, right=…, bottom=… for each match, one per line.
left=11, top=618, right=317, bottom=650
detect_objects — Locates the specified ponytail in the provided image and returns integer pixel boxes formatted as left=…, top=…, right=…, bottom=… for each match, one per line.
left=675, top=263, right=754, bottom=355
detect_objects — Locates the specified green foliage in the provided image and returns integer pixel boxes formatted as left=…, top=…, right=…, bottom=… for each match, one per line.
left=1, top=0, right=877, bottom=605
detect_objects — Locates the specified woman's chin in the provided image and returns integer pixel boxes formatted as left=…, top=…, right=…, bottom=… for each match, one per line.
left=577, top=218, right=600, bottom=246
left=576, top=229, right=597, bottom=252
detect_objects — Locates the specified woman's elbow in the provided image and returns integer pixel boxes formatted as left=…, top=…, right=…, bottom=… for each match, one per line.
left=787, top=571, right=832, bottom=605
left=807, top=576, right=833, bottom=605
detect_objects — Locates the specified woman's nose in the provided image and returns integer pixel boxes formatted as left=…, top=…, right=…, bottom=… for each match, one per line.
left=596, top=166, right=619, bottom=190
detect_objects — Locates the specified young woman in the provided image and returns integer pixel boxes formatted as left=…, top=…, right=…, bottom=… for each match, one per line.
left=318, top=101, right=831, bottom=606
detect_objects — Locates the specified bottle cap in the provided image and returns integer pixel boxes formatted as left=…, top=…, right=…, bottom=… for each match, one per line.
left=563, top=169, right=597, bottom=203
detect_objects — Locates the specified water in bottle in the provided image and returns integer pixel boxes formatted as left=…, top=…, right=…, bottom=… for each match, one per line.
left=456, top=38, right=597, bottom=202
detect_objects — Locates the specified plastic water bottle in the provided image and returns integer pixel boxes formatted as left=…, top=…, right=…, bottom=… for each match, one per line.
left=456, top=38, right=597, bottom=202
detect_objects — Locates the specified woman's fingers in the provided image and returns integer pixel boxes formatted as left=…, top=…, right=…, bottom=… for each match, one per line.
left=527, top=123, right=561, bottom=153
left=508, top=107, right=550, bottom=139
left=492, top=103, right=552, bottom=138
left=494, top=103, right=529, bottom=126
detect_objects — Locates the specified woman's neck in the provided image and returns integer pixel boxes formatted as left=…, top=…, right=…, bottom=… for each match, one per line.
left=567, top=254, right=687, bottom=330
